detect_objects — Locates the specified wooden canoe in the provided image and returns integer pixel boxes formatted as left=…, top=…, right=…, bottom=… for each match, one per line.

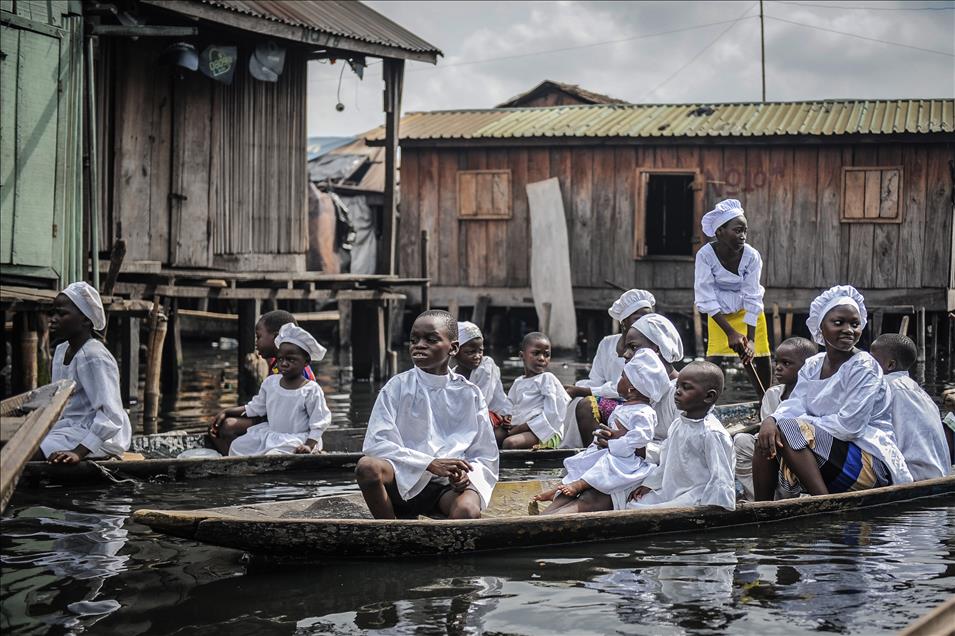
left=133, top=475, right=955, bottom=559
left=0, top=380, right=75, bottom=512
left=17, top=402, right=760, bottom=485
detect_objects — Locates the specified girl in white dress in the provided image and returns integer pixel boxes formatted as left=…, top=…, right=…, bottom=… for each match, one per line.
left=503, top=332, right=571, bottom=449
left=228, top=324, right=331, bottom=456
left=452, top=321, right=512, bottom=447
left=40, top=282, right=131, bottom=463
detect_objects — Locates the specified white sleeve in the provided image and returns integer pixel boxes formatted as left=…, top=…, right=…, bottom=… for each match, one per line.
left=75, top=356, right=129, bottom=455
left=242, top=378, right=270, bottom=418
left=741, top=249, right=765, bottom=327
left=608, top=409, right=655, bottom=458
left=463, top=392, right=501, bottom=509
left=305, top=384, right=332, bottom=442
left=890, top=384, right=949, bottom=480
left=487, top=362, right=513, bottom=416
left=641, top=438, right=668, bottom=491
left=575, top=338, right=620, bottom=399
left=361, top=381, right=435, bottom=493
left=700, top=430, right=737, bottom=510
left=772, top=368, right=811, bottom=422
left=812, top=358, right=883, bottom=441
left=694, top=248, right=722, bottom=317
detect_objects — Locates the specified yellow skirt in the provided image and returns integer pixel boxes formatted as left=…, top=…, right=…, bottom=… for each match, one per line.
left=706, top=310, right=770, bottom=357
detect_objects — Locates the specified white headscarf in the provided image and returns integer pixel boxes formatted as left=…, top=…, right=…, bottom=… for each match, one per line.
left=623, top=349, right=672, bottom=403
left=608, top=289, right=655, bottom=322
left=61, top=282, right=106, bottom=331
left=275, top=323, right=327, bottom=361
left=806, top=285, right=868, bottom=346
left=457, top=321, right=483, bottom=346
left=701, top=199, right=744, bottom=237
left=634, top=314, right=684, bottom=363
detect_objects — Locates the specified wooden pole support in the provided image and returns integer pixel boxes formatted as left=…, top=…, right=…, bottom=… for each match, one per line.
left=540, top=302, right=552, bottom=335
left=693, top=309, right=705, bottom=358
left=237, top=299, right=260, bottom=402
left=16, top=313, right=38, bottom=393
left=143, top=315, right=167, bottom=435
left=420, top=229, right=430, bottom=311
left=338, top=299, right=353, bottom=371
left=472, top=295, right=490, bottom=331
left=915, top=307, right=927, bottom=384
left=772, top=303, right=781, bottom=348
left=784, top=303, right=793, bottom=339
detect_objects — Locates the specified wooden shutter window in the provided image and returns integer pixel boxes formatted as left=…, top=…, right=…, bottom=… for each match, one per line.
left=457, top=170, right=512, bottom=220
left=841, top=166, right=903, bottom=223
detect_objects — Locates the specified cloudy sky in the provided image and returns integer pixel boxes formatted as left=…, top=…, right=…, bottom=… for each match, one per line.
left=306, top=0, right=954, bottom=137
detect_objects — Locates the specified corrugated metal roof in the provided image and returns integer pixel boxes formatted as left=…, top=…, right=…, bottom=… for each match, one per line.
left=198, top=0, right=441, bottom=56
left=497, top=80, right=627, bottom=108
left=369, top=99, right=954, bottom=142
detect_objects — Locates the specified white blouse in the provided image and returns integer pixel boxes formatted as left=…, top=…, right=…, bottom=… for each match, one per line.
left=508, top=372, right=572, bottom=442
left=455, top=357, right=512, bottom=416
left=694, top=242, right=765, bottom=326
left=629, top=412, right=737, bottom=511
left=42, top=340, right=131, bottom=458
left=772, top=352, right=912, bottom=484
left=575, top=334, right=624, bottom=400
left=362, top=367, right=499, bottom=508
left=884, top=371, right=950, bottom=481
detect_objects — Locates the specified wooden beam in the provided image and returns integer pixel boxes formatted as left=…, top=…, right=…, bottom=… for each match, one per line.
left=380, top=58, right=405, bottom=275
left=91, top=25, right=199, bottom=37
left=237, top=300, right=260, bottom=402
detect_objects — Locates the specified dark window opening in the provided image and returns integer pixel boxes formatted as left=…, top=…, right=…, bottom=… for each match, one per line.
left=645, top=174, right=695, bottom=256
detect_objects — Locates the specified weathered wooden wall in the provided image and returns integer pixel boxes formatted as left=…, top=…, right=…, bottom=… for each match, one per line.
left=399, top=142, right=954, bottom=303
left=99, top=38, right=308, bottom=271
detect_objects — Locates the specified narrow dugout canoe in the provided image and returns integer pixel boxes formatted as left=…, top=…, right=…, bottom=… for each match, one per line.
left=16, top=402, right=759, bottom=485
left=133, top=475, right=955, bottom=559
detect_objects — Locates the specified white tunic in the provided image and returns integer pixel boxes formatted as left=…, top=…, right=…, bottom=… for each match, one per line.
left=884, top=371, right=950, bottom=480
left=229, top=375, right=331, bottom=456
left=629, top=412, right=737, bottom=511
left=455, top=357, right=512, bottom=416
left=362, top=367, right=499, bottom=508
left=772, top=352, right=912, bottom=485
left=575, top=334, right=624, bottom=399
left=508, top=372, right=571, bottom=442
left=760, top=384, right=786, bottom=420
left=562, top=403, right=656, bottom=501
left=644, top=379, right=679, bottom=464
left=694, top=242, right=765, bottom=326
left=41, top=340, right=131, bottom=458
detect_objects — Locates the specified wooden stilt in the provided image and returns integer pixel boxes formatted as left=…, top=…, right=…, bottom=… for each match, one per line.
left=784, top=303, right=793, bottom=339
left=447, top=299, right=460, bottom=322
left=388, top=297, right=406, bottom=350
left=899, top=315, right=910, bottom=337
left=693, top=309, right=705, bottom=358
left=928, top=312, right=939, bottom=385
left=873, top=309, right=884, bottom=338
left=13, top=313, right=38, bottom=394
left=420, top=230, right=430, bottom=311
left=143, top=314, right=167, bottom=435
left=36, top=313, right=51, bottom=386
left=338, top=299, right=353, bottom=372
left=119, top=317, right=140, bottom=407
left=915, top=307, right=926, bottom=384
left=472, top=295, right=490, bottom=331
left=377, top=304, right=387, bottom=380
left=237, top=299, right=260, bottom=402
left=540, top=302, right=552, bottom=335
left=161, top=300, right=182, bottom=394
left=772, top=303, right=781, bottom=348
left=351, top=301, right=375, bottom=380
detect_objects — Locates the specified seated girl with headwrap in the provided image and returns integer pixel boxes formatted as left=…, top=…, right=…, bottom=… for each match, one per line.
left=562, top=289, right=656, bottom=447
left=451, top=321, right=513, bottom=447
left=38, top=282, right=132, bottom=464
left=228, top=324, right=331, bottom=456
left=751, top=285, right=912, bottom=499
left=694, top=199, right=772, bottom=397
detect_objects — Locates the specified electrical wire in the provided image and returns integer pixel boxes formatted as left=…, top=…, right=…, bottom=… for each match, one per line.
left=765, top=15, right=955, bottom=56
left=774, top=1, right=954, bottom=11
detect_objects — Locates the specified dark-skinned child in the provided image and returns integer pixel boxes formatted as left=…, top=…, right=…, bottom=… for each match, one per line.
left=694, top=199, right=772, bottom=397
left=38, top=282, right=131, bottom=464
left=357, top=310, right=500, bottom=520
left=752, top=286, right=912, bottom=501
left=563, top=289, right=656, bottom=448
left=535, top=349, right=671, bottom=515
left=734, top=337, right=817, bottom=501
left=871, top=334, right=950, bottom=481
left=452, top=321, right=513, bottom=448
left=208, top=310, right=315, bottom=454
left=503, top=332, right=571, bottom=450
left=627, top=361, right=736, bottom=511
left=228, top=324, right=330, bottom=456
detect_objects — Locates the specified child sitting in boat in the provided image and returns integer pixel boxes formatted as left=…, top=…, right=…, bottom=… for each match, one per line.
left=38, top=282, right=132, bottom=463
left=628, top=361, right=737, bottom=511
left=208, top=310, right=316, bottom=454
left=535, top=349, right=673, bottom=514
left=503, top=332, right=571, bottom=449
left=752, top=286, right=912, bottom=500
left=870, top=334, right=951, bottom=480
left=733, top=337, right=817, bottom=500
left=452, top=321, right=512, bottom=447
left=357, top=310, right=499, bottom=520
left=228, top=324, right=331, bottom=456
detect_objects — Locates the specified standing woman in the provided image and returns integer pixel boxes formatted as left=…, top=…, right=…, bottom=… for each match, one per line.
left=38, top=282, right=132, bottom=463
left=694, top=199, right=771, bottom=397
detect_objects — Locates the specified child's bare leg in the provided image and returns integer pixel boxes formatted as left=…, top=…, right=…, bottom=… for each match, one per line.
left=778, top=441, right=829, bottom=496
left=576, top=489, right=612, bottom=512
left=437, top=488, right=482, bottom=520
left=208, top=416, right=256, bottom=455
left=751, top=451, right=780, bottom=501
left=494, top=426, right=509, bottom=448
left=355, top=456, right=400, bottom=519
left=557, top=479, right=590, bottom=498
left=501, top=431, right=540, bottom=450
left=533, top=487, right=560, bottom=502
left=575, top=398, right=599, bottom=445
left=540, top=493, right=580, bottom=515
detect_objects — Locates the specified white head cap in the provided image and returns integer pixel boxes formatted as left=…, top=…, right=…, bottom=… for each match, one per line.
left=608, top=289, right=655, bottom=322
left=623, top=349, right=672, bottom=404
left=806, top=285, right=867, bottom=346
left=457, top=321, right=483, bottom=346
left=634, top=314, right=684, bottom=363
left=61, top=282, right=106, bottom=331
left=701, top=198, right=744, bottom=237
left=275, top=323, right=327, bottom=361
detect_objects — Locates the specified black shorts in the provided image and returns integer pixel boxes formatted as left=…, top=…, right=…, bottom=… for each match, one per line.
left=393, top=480, right=454, bottom=519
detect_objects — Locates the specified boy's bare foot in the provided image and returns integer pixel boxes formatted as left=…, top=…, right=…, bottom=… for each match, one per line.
left=557, top=479, right=589, bottom=498
left=533, top=488, right=559, bottom=502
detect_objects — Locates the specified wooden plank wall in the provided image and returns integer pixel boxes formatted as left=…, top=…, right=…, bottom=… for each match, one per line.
left=400, top=142, right=954, bottom=292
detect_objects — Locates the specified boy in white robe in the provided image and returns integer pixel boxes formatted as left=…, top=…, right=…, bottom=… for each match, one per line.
left=870, top=334, right=950, bottom=480
left=535, top=350, right=673, bottom=515
left=228, top=324, right=331, bottom=456
left=452, top=321, right=513, bottom=447
left=357, top=311, right=499, bottom=519
left=628, top=361, right=737, bottom=511
left=503, top=332, right=571, bottom=449
left=40, top=282, right=131, bottom=463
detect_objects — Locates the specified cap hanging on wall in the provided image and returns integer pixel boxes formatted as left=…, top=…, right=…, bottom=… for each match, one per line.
left=199, top=45, right=237, bottom=84
left=159, top=42, right=198, bottom=71
left=249, top=41, right=286, bottom=82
